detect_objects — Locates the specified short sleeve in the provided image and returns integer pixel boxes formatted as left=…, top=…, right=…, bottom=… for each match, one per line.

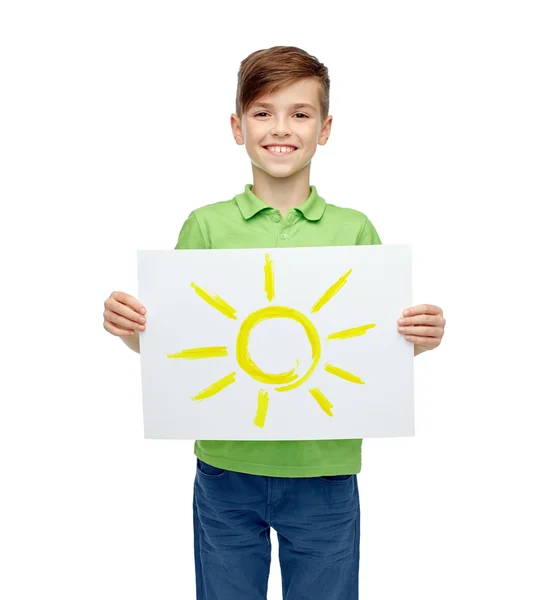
left=174, top=212, right=208, bottom=249
left=356, top=217, right=382, bottom=245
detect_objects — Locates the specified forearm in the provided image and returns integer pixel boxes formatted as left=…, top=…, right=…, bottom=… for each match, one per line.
left=120, top=331, right=140, bottom=354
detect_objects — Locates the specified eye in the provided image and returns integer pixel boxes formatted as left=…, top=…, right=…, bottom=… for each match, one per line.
left=254, top=112, right=309, bottom=118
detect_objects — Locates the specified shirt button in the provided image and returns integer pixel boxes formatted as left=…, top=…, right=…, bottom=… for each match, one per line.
left=280, top=233, right=287, bottom=240
left=272, top=215, right=281, bottom=223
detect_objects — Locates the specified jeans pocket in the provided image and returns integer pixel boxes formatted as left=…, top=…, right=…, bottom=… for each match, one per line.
left=319, top=474, right=353, bottom=483
left=197, top=458, right=227, bottom=479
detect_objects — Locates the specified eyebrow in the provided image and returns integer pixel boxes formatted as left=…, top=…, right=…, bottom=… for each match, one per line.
left=252, top=102, right=317, bottom=112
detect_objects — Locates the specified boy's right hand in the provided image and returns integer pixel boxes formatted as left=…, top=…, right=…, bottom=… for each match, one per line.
left=103, top=291, right=147, bottom=337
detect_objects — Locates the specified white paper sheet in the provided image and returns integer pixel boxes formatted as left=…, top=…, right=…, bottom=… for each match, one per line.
left=137, top=245, right=414, bottom=440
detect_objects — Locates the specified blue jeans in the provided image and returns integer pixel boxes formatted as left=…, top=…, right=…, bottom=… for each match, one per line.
left=193, top=458, right=360, bottom=599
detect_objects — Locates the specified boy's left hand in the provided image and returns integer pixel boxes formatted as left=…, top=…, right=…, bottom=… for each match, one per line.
left=397, top=304, right=446, bottom=354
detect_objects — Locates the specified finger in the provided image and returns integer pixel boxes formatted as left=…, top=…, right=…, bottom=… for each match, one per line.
left=398, top=314, right=442, bottom=326
left=108, top=292, right=147, bottom=316
left=398, top=325, right=443, bottom=337
left=104, top=309, right=146, bottom=332
left=105, top=297, right=146, bottom=326
left=404, top=334, right=440, bottom=348
left=103, top=321, right=136, bottom=337
left=402, top=304, right=442, bottom=317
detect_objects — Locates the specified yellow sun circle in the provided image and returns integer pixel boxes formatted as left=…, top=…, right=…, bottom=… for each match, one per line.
left=235, top=305, right=322, bottom=392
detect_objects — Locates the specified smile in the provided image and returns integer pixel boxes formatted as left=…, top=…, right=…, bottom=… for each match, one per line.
left=263, top=146, right=298, bottom=157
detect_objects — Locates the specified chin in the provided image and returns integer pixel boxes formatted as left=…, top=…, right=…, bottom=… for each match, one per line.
left=268, top=172, right=297, bottom=179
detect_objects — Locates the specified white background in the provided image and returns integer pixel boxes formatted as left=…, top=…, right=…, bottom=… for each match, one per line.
left=1, top=1, right=557, bottom=598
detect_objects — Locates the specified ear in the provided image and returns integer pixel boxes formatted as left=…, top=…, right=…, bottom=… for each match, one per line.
left=230, top=114, right=244, bottom=145
left=318, top=115, right=333, bottom=146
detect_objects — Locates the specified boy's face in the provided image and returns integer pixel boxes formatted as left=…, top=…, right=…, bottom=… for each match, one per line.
left=231, top=78, right=332, bottom=180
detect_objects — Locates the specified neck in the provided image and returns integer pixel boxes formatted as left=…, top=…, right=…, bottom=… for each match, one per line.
left=250, top=165, right=311, bottom=217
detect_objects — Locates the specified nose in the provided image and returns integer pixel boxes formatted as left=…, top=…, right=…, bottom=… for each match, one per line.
left=270, top=115, right=291, bottom=137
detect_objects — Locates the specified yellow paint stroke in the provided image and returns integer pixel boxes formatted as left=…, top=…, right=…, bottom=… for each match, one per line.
left=309, top=388, right=334, bottom=417
left=190, top=282, right=237, bottom=320
left=327, top=323, right=376, bottom=340
left=311, top=269, right=352, bottom=314
left=264, top=253, right=275, bottom=302
left=192, top=372, right=236, bottom=401
left=324, top=363, right=365, bottom=385
left=254, top=389, right=270, bottom=428
left=235, top=306, right=321, bottom=392
left=167, top=346, right=228, bottom=359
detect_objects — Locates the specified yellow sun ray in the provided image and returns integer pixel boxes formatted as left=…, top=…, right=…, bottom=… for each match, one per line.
left=264, top=253, right=275, bottom=302
left=190, top=282, right=237, bottom=320
left=324, top=363, right=365, bottom=384
left=327, top=323, right=376, bottom=340
left=254, top=389, right=270, bottom=428
left=309, top=388, right=334, bottom=416
left=310, top=269, right=352, bottom=313
left=167, top=346, right=228, bottom=359
left=192, top=371, right=236, bottom=401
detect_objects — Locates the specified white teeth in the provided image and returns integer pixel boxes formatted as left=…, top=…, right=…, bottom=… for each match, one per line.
left=267, top=146, right=295, bottom=154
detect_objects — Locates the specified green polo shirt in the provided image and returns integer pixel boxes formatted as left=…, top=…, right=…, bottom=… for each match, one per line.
left=174, top=183, right=382, bottom=477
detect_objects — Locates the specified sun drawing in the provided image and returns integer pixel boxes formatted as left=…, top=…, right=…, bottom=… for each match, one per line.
left=167, top=253, right=376, bottom=428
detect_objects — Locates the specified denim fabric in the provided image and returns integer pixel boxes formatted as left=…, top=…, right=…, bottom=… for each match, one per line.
left=193, top=458, right=360, bottom=599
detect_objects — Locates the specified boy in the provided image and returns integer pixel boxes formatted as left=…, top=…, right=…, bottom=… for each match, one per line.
left=103, top=46, right=445, bottom=599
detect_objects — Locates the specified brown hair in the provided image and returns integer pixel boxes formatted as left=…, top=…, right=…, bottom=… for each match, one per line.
left=235, top=46, right=330, bottom=123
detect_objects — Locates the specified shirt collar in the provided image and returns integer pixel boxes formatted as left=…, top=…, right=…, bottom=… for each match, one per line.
left=234, top=184, right=326, bottom=221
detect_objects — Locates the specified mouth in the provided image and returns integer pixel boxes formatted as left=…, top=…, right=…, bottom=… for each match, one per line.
left=262, top=145, right=299, bottom=157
